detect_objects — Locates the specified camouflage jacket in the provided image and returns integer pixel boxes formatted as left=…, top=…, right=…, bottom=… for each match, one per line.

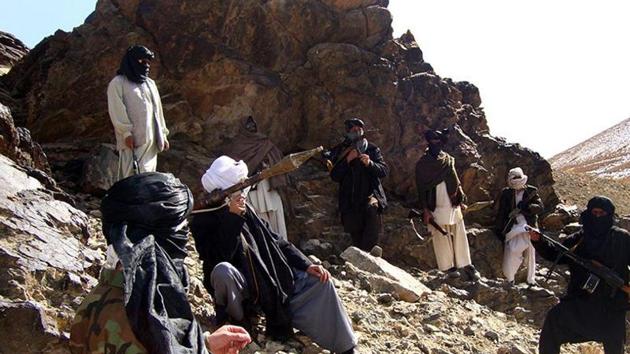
left=69, top=268, right=147, bottom=354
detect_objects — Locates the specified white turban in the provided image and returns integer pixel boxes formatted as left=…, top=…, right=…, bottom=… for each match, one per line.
left=507, top=167, right=528, bottom=190
left=201, top=155, right=250, bottom=194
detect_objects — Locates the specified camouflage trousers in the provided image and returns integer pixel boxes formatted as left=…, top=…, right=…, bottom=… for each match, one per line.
left=69, top=268, right=147, bottom=354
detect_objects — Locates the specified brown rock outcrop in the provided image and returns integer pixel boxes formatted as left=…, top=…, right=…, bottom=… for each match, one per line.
left=0, top=31, right=28, bottom=73
left=2, top=0, right=559, bottom=210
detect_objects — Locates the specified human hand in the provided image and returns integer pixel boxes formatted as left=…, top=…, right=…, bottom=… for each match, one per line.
left=346, top=149, right=359, bottom=162
left=228, top=194, right=246, bottom=216
left=422, top=209, right=432, bottom=225
left=125, top=135, right=135, bottom=149
left=359, top=154, right=370, bottom=166
left=306, top=264, right=330, bottom=282
left=163, top=138, right=170, bottom=151
left=528, top=230, right=541, bottom=242
left=204, top=325, right=251, bottom=354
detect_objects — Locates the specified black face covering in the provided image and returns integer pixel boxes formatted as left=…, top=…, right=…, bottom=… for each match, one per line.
left=245, top=116, right=258, bottom=133
left=116, top=45, right=155, bottom=84
left=580, top=196, right=615, bottom=241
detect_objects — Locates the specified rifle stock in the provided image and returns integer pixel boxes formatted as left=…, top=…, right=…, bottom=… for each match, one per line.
left=526, top=225, right=630, bottom=297
left=407, top=208, right=448, bottom=236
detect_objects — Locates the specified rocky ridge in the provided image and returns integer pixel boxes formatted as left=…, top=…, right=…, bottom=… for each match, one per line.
left=551, top=117, right=630, bottom=180
left=0, top=1, right=622, bottom=353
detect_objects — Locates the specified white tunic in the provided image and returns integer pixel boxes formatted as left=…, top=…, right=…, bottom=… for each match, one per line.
left=248, top=179, right=287, bottom=240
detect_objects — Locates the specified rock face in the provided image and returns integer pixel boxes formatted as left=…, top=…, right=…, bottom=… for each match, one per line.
left=0, top=31, right=28, bottom=74
left=2, top=0, right=559, bottom=210
left=0, top=153, right=102, bottom=353
left=0, top=103, right=50, bottom=173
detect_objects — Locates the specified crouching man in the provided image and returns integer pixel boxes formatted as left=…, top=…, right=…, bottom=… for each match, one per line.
left=69, top=172, right=251, bottom=354
left=191, top=156, right=357, bottom=354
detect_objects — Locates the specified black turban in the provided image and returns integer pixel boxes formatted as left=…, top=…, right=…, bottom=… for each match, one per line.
left=116, top=45, right=155, bottom=84
left=580, top=196, right=615, bottom=240
left=344, top=118, right=365, bottom=130
left=424, top=127, right=450, bottom=142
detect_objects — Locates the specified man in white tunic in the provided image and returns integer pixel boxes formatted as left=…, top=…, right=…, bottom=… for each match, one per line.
left=224, top=116, right=288, bottom=240
left=495, top=167, right=544, bottom=286
left=107, top=45, right=169, bottom=181
left=415, top=128, right=480, bottom=280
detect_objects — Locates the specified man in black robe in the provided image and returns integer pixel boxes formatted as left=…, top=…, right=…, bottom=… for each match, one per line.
left=329, top=118, right=388, bottom=252
left=532, top=196, right=630, bottom=354
left=191, top=156, right=357, bottom=354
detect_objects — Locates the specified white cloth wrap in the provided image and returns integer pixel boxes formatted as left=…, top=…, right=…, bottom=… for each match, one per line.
left=201, top=155, right=250, bottom=195
left=507, top=167, right=528, bottom=190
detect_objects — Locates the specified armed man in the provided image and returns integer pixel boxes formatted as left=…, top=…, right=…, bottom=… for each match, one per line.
left=190, top=156, right=358, bottom=354
left=415, top=128, right=480, bottom=280
left=530, top=196, right=630, bottom=354
left=329, top=118, right=388, bottom=252
left=495, top=167, right=543, bottom=286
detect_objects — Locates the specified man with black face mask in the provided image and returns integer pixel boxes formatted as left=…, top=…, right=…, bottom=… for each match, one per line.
left=107, top=45, right=170, bottom=181
left=532, top=196, right=630, bottom=354
left=329, top=118, right=388, bottom=252
left=415, top=128, right=480, bottom=281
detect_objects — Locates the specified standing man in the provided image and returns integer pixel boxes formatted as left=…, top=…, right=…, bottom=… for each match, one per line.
left=224, top=116, right=289, bottom=239
left=107, top=45, right=169, bottom=181
left=415, top=128, right=480, bottom=280
left=495, top=167, right=543, bottom=286
left=532, top=196, right=630, bottom=354
left=329, top=118, right=388, bottom=252
left=190, top=156, right=358, bottom=354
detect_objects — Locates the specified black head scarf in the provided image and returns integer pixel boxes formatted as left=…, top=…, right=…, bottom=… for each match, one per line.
left=101, top=172, right=205, bottom=354
left=580, top=195, right=615, bottom=241
left=116, top=45, right=155, bottom=84
left=424, top=128, right=450, bottom=157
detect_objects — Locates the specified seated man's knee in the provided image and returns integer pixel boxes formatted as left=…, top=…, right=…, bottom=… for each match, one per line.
left=211, top=262, right=239, bottom=286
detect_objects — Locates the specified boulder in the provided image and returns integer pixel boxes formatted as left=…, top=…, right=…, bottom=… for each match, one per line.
left=79, top=143, right=118, bottom=195
left=341, top=246, right=430, bottom=302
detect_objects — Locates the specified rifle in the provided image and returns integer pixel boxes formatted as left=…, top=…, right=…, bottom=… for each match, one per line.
left=525, top=225, right=630, bottom=297
left=132, top=150, right=140, bottom=175
left=502, top=191, right=539, bottom=234
left=407, top=208, right=448, bottom=241
left=192, top=146, right=323, bottom=213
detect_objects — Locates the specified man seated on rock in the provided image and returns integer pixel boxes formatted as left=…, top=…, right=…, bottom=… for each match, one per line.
left=329, top=118, right=388, bottom=252
left=531, top=196, right=630, bottom=354
left=494, top=167, right=543, bottom=287
left=69, top=172, right=251, bottom=354
left=190, top=156, right=357, bottom=354
left=415, top=128, right=480, bottom=281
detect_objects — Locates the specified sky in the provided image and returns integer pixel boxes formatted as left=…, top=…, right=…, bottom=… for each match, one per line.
left=1, top=0, right=629, bottom=158
left=389, top=0, right=630, bottom=157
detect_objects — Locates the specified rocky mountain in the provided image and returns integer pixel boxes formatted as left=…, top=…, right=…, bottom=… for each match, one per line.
left=550, top=117, right=630, bottom=180
left=2, top=1, right=621, bottom=353
left=2, top=0, right=559, bottom=208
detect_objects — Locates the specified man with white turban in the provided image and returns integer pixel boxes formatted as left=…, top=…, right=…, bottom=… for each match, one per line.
left=190, top=156, right=357, bottom=354
left=495, top=167, right=544, bottom=286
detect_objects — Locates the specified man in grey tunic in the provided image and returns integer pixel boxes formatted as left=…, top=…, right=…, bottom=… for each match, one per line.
left=107, top=45, right=169, bottom=181
left=190, top=156, right=357, bottom=354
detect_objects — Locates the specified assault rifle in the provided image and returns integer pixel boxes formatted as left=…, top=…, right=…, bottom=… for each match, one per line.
left=525, top=225, right=630, bottom=296
left=192, top=146, right=323, bottom=213
left=407, top=208, right=448, bottom=241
